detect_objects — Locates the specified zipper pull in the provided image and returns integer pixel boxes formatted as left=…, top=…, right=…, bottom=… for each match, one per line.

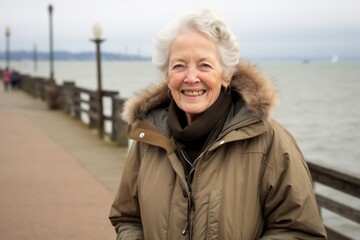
left=182, top=223, right=188, bottom=235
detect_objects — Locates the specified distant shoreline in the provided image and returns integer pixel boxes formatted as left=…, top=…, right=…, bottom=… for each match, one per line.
left=0, top=50, right=151, bottom=61
left=0, top=51, right=359, bottom=62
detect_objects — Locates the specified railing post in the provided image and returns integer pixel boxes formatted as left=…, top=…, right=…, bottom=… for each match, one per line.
left=111, top=96, right=118, bottom=141
left=62, top=81, right=75, bottom=114
left=36, top=78, right=43, bottom=99
left=40, top=78, right=48, bottom=100
left=45, top=79, right=60, bottom=109
left=89, top=92, right=98, bottom=128
left=112, top=96, right=128, bottom=147
left=30, top=77, right=36, bottom=97
left=19, top=74, right=30, bottom=93
left=73, top=88, right=81, bottom=120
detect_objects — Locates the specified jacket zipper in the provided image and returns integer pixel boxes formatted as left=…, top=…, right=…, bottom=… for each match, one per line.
left=180, top=150, right=204, bottom=239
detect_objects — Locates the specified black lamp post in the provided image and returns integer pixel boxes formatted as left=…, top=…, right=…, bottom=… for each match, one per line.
left=5, top=26, right=10, bottom=69
left=48, top=4, right=54, bottom=81
left=91, top=23, right=105, bottom=139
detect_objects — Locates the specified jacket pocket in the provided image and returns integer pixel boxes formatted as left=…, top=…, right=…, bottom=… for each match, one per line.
left=206, top=190, right=223, bottom=240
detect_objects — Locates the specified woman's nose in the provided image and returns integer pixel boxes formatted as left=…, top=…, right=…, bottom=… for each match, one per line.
left=184, top=68, right=200, bottom=83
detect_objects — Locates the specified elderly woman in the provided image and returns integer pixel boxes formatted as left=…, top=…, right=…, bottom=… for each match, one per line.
left=109, top=9, right=327, bottom=239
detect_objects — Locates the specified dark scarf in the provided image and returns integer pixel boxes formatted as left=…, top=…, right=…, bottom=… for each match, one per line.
left=168, top=88, right=233, bottom=162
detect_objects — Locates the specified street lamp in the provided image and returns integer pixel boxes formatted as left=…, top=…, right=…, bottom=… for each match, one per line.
left=48, top=4, right=54, bottom=81
left=91, top=23, right=105, bottom=139
left=5, top=26, right=10, bottom=69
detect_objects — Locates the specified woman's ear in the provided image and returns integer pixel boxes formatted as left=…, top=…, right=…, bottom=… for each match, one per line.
left=222, top=74, right=232, bottom=88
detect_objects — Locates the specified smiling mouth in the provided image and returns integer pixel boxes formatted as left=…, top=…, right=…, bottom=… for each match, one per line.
left=182, top=90, right=206, bottom=96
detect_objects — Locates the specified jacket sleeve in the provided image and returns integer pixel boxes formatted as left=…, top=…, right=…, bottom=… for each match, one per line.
left=109, top=141, right=144, bottom=240
left=260, top=122, right=327, bottom=239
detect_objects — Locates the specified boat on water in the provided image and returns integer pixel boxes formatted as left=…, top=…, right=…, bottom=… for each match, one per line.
left=331, top=54, right=339, bottom=63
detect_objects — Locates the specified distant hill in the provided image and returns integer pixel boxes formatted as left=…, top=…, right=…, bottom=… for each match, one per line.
left=0, top=50, right=151, bottom=61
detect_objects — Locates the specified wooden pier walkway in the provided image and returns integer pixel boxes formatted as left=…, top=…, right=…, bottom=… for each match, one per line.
left=0, top=89, right=127, bottom=239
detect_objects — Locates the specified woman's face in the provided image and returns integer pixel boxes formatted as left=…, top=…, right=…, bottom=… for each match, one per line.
left=167, top=30, right=229, bottom=123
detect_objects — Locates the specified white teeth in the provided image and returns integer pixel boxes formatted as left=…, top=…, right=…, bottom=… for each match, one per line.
left=183, top=90, right=205, bottom=96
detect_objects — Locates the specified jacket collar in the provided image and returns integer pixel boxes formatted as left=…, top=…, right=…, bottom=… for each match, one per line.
left=122, top=61, right=278, bottom=124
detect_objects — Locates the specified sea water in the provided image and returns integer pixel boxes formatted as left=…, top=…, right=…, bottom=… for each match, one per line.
left=5, top=60, right=360, bottom=237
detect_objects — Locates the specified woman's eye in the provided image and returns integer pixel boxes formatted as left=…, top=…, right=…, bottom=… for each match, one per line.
left=172, top=64, right=184, bottom=70
left=200, top=63, right=212, bottom=69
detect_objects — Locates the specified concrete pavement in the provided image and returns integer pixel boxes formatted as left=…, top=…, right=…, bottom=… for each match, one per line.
left=0, top=89, right=128, bottom=239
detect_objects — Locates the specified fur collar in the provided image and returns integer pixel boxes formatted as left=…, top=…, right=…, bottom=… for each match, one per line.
left=122, top=61, right=278, bottom=123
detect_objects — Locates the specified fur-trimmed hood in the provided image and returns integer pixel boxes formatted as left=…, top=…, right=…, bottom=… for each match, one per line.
left=122, top=61, right=278, bottom=124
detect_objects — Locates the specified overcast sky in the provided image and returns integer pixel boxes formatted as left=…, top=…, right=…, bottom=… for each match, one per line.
left=1, top=0, right=359, bottom=59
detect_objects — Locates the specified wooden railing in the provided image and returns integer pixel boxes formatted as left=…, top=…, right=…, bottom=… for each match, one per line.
left=18, top=74, right=128, bottom=147
left=307, top=161, right=360, bottom=240
left=4, top=70, right=359, bottom=239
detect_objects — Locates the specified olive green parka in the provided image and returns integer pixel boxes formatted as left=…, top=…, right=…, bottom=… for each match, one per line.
left=109, top=62, right=327, bottom=239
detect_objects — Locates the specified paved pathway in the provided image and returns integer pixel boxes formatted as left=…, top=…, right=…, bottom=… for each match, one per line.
left=0, top=89, right=128, bottom=239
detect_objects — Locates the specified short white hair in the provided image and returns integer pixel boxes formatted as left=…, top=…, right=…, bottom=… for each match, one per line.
left=152, top=9, right=240, bottom=78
